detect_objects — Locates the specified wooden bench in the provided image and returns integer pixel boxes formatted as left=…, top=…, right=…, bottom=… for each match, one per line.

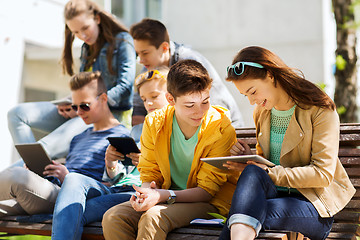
left=1, top=123, right=359, bottom=240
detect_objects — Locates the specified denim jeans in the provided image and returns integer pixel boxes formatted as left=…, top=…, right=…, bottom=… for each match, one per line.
left=219, top=165, right=333, bottom=240
left=51, top=173, right=134, bottom=240
left=7, top=102, right=88, bottom=159
left=7, top=102, right=132, bottom=161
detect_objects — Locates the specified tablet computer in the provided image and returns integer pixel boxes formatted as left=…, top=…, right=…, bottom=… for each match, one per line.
left=200, top=155, right=275, bottom=170
left=107, top=137, right=140, bottom=166
left=15, top=143, right=52, bottom=177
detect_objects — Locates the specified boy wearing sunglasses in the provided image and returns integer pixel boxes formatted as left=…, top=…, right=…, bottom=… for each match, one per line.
left=102, top=60, right=239, bottom=240
left=0, top=72, right=136, bottom=222
left=50, top=68, right=170, bottom=239
left=129, top=18, right=244, bottom=128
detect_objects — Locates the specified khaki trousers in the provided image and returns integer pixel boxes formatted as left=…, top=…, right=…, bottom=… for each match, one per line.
left=0, top=167, right=60, bottom=217
left=102, top=200, right=218, bottom=240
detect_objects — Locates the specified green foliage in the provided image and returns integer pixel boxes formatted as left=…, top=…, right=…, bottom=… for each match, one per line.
left=337, top=105, right=347, bottom=115
left=318, top=83, right=327, bottom=91
left=348, top=0, right=360, bottom=28
left=0, top=233, right=50, bottom=239
left=336, top=55, right=347, bottom=71
left=207, top=212, right=227, bottom=224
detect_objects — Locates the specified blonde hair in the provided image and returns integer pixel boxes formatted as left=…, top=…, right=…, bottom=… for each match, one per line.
left=135, top=67, right=169, bottom=93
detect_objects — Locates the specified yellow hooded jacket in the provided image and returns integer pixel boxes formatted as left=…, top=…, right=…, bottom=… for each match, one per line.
left=137, top=105, right=239, bottom=216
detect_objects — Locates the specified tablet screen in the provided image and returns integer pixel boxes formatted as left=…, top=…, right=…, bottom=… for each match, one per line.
left=15, top=143, right=52, bottom=177
left=200, top=155, right=275, bottom=170
left=107, top=137, right=140, bottom=166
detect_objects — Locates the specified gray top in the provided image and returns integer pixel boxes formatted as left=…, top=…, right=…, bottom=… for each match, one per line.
left=132, top=41, right=244, bottom=127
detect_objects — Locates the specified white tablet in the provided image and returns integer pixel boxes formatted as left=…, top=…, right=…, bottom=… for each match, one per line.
left=15, top=143, right=52, bottom=177
left=200, top=155, right=275, bottom=170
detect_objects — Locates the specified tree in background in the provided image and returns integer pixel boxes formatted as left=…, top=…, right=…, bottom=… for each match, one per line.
left=332, top=0, right=358, bottom=122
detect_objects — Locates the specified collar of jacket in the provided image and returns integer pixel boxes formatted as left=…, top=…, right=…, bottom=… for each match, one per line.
left=149, top=105, right=231, bottom=142
left=257, top=106, right=304, bottom=160
left=145, top=105, right=232, bottom=188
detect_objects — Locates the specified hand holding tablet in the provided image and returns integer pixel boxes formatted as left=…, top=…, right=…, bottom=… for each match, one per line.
left=200, top=155, right=275, bottom=170
left=15, top=143, right=53, bottom=177
left=107, top=137, right=140, bottom=166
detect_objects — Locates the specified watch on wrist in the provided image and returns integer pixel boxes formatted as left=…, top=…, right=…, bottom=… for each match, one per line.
left=166, top=190, right=176, bottom=204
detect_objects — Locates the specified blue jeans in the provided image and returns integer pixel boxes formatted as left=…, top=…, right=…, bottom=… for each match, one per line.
left=51, top=173, right=134, bottom=240
left=219, top=165, right=333, bottom=240
left=7, top=102, right=88, bottom=159
left=7, top=102, right=131, bottom=161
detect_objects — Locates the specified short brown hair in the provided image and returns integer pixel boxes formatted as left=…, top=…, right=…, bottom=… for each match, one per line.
left=130, top=18, right=169, bottom=49
left=70, top=71, right=107, bottom=95
left=167, top=60, right=212, bottom=99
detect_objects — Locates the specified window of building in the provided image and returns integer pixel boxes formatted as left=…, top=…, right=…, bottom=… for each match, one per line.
left=111, top=0, right=162, bottom=27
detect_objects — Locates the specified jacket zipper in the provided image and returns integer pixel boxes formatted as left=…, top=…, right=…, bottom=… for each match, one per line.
left=314, top=191, right=332, bottom=216
left=334, top=179, right=347, bottom=189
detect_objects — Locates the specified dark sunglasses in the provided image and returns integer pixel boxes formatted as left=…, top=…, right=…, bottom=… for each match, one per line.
left=146, top=70, right=163, bottom=80
left=226, top=61, right=264, bottom=78
left=71, top=94, right=101, bottom=112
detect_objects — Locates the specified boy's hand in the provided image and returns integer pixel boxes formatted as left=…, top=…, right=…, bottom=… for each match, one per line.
left=43, top=161, right=69, bottom=183
left=230, top=139, right=252, bottom=156
left=130, top=185, right=168, bottom=212
left=126, top=152, right=141, bottom=166
left=105, top=145, right=124, bottom=162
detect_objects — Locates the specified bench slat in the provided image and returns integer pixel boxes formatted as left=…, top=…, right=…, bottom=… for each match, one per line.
left=343, top=199, right=360, bottom=209
left=326, top=232, right=357, bottom=240
left=330, top=223, right=360, bottom=233
left=350, top=179, right=360, bottom=188
left=339, top=157, right=360, bottom=165
left=343, top=168, right=360, bottom=177
left=333, top=210, right=360, bottom=222
left=1, top=124, right=359, bottom=240
left=0, top=220, right=51, bottom=236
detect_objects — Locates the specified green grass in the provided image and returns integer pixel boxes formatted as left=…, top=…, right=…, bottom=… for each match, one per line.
left=0, top=234, right=50, bottom=239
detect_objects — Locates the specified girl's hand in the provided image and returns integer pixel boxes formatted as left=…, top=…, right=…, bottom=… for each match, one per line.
left=223, top=160, right=269, bottom=172
left=126, top=152, right=141, bottom=166
left=43, top=161, right=69, bottom=183
left=247, top=160, right=268, bottom=172
left=230, top=139, right=252, bottom=156
left=223, top=161, right=247, bottom=172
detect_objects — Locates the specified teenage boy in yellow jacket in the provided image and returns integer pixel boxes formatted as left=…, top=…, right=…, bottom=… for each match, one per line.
left=102, top=59, right=240, bottom=240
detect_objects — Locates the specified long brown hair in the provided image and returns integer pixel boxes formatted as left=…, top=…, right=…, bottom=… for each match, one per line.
left=62, top=0, right=128, bottom=76
left=226, top=46, right=335, bottom=110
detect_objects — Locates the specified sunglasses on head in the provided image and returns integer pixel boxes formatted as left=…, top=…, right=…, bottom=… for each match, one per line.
left=135, top=69, right=166, bottom=85
left=71, top=94, right=102, bottom=112
left=226, top=61, right=264, bottom=78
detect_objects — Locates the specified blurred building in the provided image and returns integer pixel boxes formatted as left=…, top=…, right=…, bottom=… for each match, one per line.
left=0, top=0, right=335, bottom=169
